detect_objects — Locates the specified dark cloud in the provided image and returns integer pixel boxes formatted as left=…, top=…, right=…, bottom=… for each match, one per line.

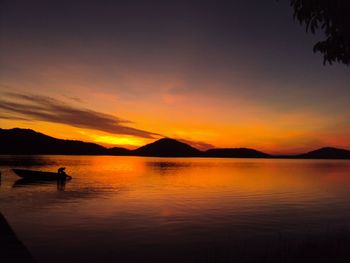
left=0, top=114, right=29, bottom=121
left=0, top=93, right=159, bottom=138
left=64, top=95, right=84, bottom=103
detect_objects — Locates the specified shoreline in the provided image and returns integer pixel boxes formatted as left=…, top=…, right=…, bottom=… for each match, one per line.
left=0, top=213, right=35, bottom=263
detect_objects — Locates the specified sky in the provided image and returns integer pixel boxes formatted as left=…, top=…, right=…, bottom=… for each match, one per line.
left=1, top=0, right=349, bottom=154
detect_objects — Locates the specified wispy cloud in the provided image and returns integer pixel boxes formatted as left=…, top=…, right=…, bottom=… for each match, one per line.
left=0, top=92, right=159, bottom=138
left=0, top=114, right=30, bottom=121
left=178, top=138, right=214, bottom=150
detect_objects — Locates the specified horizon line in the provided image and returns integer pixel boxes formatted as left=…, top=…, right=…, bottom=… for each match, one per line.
left=1, top=127, right=350, bottom=158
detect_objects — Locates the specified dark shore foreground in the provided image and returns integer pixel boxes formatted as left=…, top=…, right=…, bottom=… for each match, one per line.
left=257, top=231, right=350, bottom=263
left=0, top=213, right=35, bottom=263
left=1, top=211, right=350, bottom=262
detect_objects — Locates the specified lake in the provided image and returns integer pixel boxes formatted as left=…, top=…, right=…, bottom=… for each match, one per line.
left=1, top=156, right=350, bottom=262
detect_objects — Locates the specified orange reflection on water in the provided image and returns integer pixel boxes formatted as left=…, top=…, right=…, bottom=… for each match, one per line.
left=38, top=156, right=348, bottom=220
left=1, top=156, right=350, bottom=263
left=2, top=156, right=350, bottom=220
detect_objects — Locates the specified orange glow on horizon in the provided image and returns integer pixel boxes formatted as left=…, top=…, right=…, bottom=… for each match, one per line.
left=1, top=116, right=350, bottom=155
left=91, top=134, right=150, bottom=149
left=1, top=74, right=349, bottom=154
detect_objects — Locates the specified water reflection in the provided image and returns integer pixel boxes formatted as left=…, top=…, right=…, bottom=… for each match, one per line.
left=146, top=160, right=191, bottom=175
left=13, top=178, right=56, bottom=188
left=57, top=178, right=66, bottom=191
left=12, top=178, right=68, bottom=192
left=0, top=156, right=350, bottom=263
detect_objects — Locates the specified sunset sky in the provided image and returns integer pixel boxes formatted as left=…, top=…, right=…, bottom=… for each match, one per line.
left=1, top=0, right=349, bottom=154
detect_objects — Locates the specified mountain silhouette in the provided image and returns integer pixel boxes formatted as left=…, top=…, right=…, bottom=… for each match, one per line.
left=109, top=147, right=132, bottom=156
left=133, top=138, right=201, bottom=157
left=1, top=128, right=349, bottom=159
left=205, top=148, right=270, bottom=158
left=296, top=147, right=350, bottom=159
left=0, top=128, right=109, bottom=155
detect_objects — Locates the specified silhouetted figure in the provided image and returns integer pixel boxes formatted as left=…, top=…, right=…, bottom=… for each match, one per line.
left=57, top=167, right=72, bottom=179
left=58, top=167, right=66, bottom=176
left=56, top=167, right=71, bottom=191
left=57, top=167, right=67, bottom=191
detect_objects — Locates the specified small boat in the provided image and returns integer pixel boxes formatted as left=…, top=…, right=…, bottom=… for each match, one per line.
left=12, top=169, right=72, bottom=181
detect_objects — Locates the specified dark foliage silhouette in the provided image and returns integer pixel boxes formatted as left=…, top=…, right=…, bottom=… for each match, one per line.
left=288, top=0, right=350, bottom=65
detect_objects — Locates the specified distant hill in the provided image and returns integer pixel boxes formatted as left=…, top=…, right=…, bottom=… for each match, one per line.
left=1, top=128, right=350, bottom=159
left=0, top=128, right=109, bottom=155
left=296, top=147, right=350, bottom=159
left=133, top=138, right=201, bottom=157
left=205, top=148, right=270, bottom=158
left=108, top=147, right=132, bottom=156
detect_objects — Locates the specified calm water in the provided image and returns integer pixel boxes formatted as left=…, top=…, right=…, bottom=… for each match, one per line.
left=1, top=156, right=350, bottom=262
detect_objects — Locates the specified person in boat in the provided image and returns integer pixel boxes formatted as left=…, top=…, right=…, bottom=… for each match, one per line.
left=57, top=167, right=71, bottom=180
left=58, top=167, right=66, bottom=176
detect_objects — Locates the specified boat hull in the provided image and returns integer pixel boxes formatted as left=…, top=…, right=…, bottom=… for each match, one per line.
left=12, top=169, right=67, bottom=180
